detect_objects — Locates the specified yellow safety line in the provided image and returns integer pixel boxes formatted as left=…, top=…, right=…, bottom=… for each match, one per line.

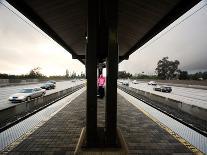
left=133, top=103, right=204, bottom=155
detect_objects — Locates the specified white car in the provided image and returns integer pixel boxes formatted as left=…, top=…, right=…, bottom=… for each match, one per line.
left=122, top=80, right=129, bottom=86
left=148, top=81, right=157, bottom=85
left=132, top=80, right=139, bottom=84
left=9, top=88, right=46, bottom=103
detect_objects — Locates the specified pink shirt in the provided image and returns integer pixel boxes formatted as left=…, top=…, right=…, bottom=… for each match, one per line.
left=98, top=76, right=105, bottom=86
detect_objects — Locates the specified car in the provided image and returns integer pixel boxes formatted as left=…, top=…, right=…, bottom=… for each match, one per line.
left=122, top=80, right=129, bottom=86
left=47, top=80, right=56, bottom=84
left=8, top=88, right=46, bottom=103
left=132, top=80, right=139, bottom=84
left=118, top=80, right=123, bottom=84
left=153, top=85, right=172, bottom=93
left=41, top=83, right=56, bottom=90
left=148, top=81, right=157, bottom=85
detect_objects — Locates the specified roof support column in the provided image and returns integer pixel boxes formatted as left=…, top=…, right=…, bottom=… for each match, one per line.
left=86, top=0, right=99, bottom=147
left=98, top=64, right=103, bottom=77
left=105, top=0, right=119, bottom=146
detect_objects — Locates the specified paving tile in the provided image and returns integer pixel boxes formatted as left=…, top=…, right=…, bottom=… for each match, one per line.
left=5, top=91, right=192, bottom=155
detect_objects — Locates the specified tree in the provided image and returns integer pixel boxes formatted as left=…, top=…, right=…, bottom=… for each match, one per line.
left=80, top=72, right=85, bottom=78
left=178, top=70, right=189, bottom=80
left=190, top=72, right=203, bottom=80
left=203, top=71, right=207, bottom=80
left=155, top=57, right=180, bottom=80
left=133, top=73, right=157, bottom=79
left=28, top=67, right=44, bottom=78
left=71, top=71, right=76, bottom=78
left=65, top=69, right=69, bottom=78
left=118, top=71, right=132, bottom=79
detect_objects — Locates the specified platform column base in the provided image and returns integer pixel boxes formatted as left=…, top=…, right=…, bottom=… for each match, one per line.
left=74, top=127, right=128, bottom=155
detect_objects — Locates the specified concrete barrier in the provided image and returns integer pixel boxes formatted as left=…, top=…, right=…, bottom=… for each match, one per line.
left=0, top=84, right=85, bottom=125
left=118, top=85, right=207, bottom=121
left=0, top=79, right=41, bottom=87
left=0, top=79, right=9, bottom=87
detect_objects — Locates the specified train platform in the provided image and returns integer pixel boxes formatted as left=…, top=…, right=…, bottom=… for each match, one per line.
left=3, top=91, right=194, bottom=155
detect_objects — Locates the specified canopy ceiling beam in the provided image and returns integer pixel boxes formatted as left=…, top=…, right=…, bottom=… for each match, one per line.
left=7, top=0, right=85, bottom=64
left=120, top=0, right=201, bottom=61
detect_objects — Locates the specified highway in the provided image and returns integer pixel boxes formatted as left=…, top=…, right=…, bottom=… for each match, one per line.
left=1, top=79, right=207, bottom=110
left=123, top=81, right=207, bottom=109
left=0, top=80, right=85, bottom=110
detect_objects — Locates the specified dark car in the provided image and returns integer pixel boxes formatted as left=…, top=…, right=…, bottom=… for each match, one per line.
left=41, top=83, right=55, bottom=90
left=153, top=85, right=172, bottom=93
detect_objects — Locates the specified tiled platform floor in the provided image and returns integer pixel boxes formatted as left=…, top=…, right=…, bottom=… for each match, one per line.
left=5, top=91, right=193, bottom=155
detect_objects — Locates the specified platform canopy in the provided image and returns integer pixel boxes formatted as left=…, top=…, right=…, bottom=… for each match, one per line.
left=7, top=0, right=200, bottom=64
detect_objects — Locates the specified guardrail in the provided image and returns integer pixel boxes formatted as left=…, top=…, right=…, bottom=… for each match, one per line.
left=0, top=79, right=40, bottom=87
left=0, top=83, right=85, bottom=130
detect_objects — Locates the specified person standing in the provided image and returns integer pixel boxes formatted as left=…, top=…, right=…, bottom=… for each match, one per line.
left=98, top=74, right=105, bottom=98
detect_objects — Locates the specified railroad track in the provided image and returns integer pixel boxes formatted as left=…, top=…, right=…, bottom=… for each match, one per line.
left=118, top=85, right=207, bottom=154
left=118, top=84, right=207, bottom=137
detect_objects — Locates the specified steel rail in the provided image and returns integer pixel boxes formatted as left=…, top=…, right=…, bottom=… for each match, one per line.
left=118, top=85, right=207, bottom=137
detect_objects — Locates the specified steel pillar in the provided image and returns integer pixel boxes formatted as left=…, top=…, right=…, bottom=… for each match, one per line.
left=105, top=0, right=119, bottom=146
left=86, top=0, right=99, bottom=147
left=98, top=65, right=103, bottom=76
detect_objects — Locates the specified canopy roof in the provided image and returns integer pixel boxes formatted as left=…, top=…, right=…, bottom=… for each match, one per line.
left=7, top=0, right=200, bottom=64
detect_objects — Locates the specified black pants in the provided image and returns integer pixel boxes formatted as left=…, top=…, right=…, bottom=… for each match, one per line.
left=98, top=86, right=105, bottom=98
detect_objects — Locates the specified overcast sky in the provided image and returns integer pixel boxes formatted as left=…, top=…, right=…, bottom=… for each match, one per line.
left=119, top=0, right=207, bottom=75
left=0, top=0, right=85, bottom=76
left=0, top=0, right=207, bottom=76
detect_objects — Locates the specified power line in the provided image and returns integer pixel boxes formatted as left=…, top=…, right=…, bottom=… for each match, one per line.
left=0, top=1, right=52, bottom=41
left=138, top=2, right=207, bottom=52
